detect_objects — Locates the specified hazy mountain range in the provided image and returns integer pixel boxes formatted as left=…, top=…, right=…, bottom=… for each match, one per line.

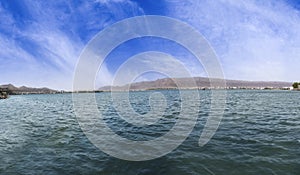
left=0, top=77, right=293, bottom=94
left=0, top=84, right=57, bottom=95
left=99, top=77, right=292, bottom=91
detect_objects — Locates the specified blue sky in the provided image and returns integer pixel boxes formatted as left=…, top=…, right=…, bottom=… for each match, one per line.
left=1, top=0, right=300, bottom=90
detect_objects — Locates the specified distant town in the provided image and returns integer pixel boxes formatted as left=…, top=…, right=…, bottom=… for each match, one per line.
left=98, top=77, right=298, bottom=92
left=0, top=77, right=299, bottom=99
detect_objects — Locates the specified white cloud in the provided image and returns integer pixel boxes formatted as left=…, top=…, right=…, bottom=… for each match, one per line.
left=0, top=0, right=143, bottom=90
left=95, top=0, right=127, bottom=4
left=166, top=0, right=300, bottom=82
left=109, top=51, right=197, bottom=86
left=2, top=0, right=299, bottom=91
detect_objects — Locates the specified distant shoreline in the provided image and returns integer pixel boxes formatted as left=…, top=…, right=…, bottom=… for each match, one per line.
left=4, top=88, right=300, bottom=97
left=98, top=77, right=293, bottom=92
left=1, top=77, right=298, bottom=96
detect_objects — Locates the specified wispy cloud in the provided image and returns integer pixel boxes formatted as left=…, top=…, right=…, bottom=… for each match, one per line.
left=166, top=0, right=300, bottom=82
left=1, top=0, right=299, bottom=90
left=0, top=0, right=143, bottom=90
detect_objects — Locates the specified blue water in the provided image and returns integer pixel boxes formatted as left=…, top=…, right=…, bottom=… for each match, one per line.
left=0, top=90, right=300, bottom=174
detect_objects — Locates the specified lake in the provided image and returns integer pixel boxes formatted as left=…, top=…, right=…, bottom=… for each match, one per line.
left=0, top=90, right=299, bottom=174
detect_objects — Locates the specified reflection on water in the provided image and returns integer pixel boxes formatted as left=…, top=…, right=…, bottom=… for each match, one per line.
left=0, top=90, right=300, bottom=174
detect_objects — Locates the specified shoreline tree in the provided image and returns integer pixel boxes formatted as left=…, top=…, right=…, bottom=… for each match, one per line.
left=293, top=82, right=299, bottom=89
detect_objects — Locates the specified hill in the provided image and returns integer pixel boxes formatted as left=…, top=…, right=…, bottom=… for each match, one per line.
left=0, top=84, right=57, bottom=95
left=99, top=77, right=292, bottom=91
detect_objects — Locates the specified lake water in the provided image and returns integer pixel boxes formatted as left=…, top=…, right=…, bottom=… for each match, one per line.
left=0, top=90, right=300, bottom=174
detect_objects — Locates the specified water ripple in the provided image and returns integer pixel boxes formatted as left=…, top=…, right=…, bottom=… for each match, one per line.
left=0, top=90, right=300, bottom=174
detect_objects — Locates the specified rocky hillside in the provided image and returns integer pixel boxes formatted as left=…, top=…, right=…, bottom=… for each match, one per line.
left=99, top=77, right=292, bottom=91
left=0, top=84, right=57, bottom=95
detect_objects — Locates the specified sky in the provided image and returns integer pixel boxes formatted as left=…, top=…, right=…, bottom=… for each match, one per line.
left=1, top=0, right=300, bottom=90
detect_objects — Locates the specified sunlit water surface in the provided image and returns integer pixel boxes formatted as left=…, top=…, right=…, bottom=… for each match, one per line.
left=0, top=90, right=299, bottom=174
